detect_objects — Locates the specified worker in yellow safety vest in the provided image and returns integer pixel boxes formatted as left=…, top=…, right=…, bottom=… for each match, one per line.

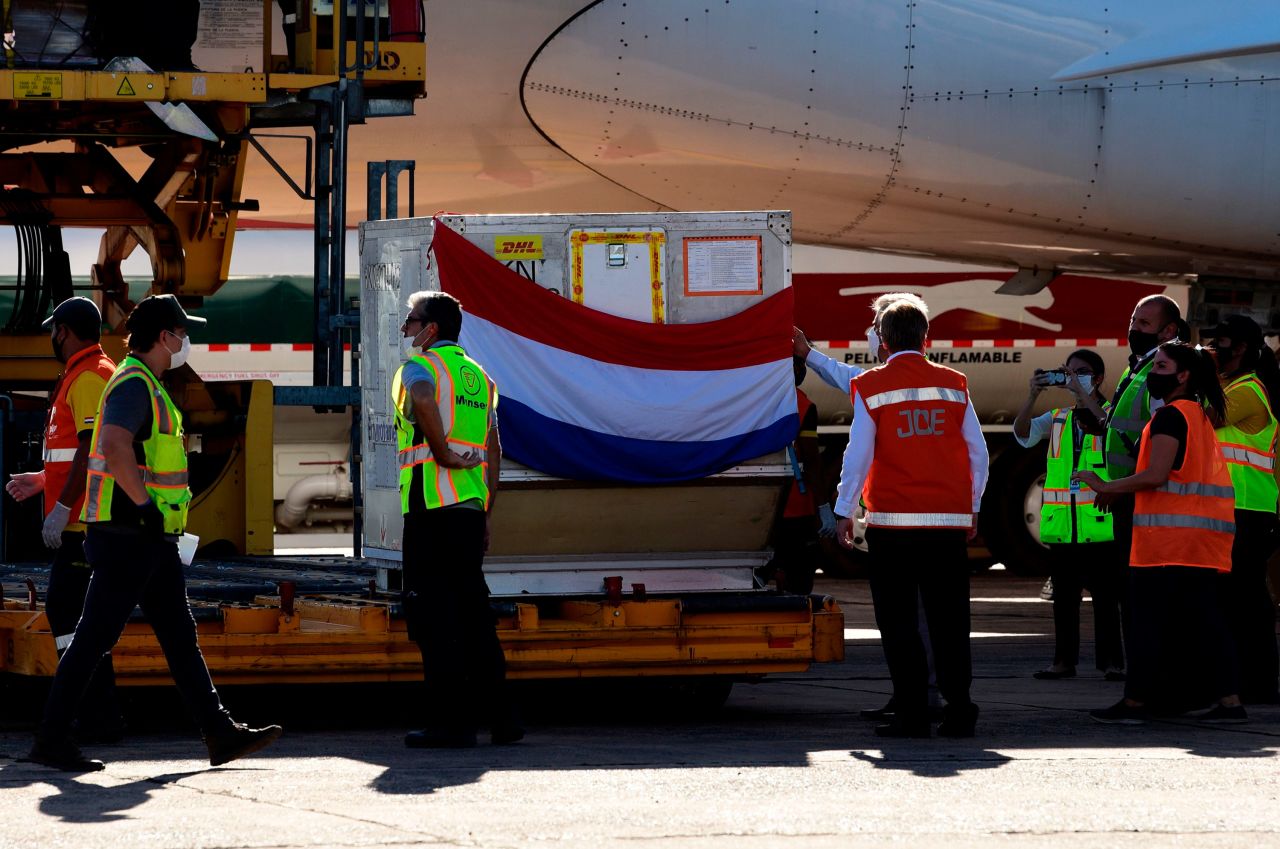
left=4, top=297, right=124, bottom=742
left=393, top=289, right=521, bottom=749
left=26, top=295, right=281, bottom=772
left=1014, top=349, right=1125, bottom=682
left=1205, top=314, right=1280, bottom=704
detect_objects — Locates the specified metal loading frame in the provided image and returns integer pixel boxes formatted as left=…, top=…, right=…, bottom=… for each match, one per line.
left=0, top=593, right=844, bottom=685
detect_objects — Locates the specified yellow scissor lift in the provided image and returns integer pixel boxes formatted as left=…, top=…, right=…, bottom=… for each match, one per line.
left=0, top=2, right=843, bottom=700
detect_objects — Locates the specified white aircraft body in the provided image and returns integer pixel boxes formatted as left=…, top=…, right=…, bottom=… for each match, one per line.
left=255, top=0, right=1280, bottom=280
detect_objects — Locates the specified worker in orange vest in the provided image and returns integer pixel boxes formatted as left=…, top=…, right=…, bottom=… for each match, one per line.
left=4, top=297, right=123, bottom=741
left=1077, top=341, right=1246, bottom=725
left=834, top=298, right=990, bottom=738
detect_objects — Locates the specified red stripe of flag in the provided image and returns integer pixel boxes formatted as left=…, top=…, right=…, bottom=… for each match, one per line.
left=432, top=220, right=791, bottom=371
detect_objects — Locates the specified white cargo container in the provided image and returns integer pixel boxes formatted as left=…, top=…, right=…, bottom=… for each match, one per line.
left=358, top=211, right=844, bottom=685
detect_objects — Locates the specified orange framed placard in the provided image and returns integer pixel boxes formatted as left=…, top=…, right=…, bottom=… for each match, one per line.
left=682, top=235, right=763, bottom=297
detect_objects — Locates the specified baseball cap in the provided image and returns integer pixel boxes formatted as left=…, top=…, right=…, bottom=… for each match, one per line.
left=42, top=296, right=102, bottom=339
left=125, top=294, right=207, bottom=337
left=1206, top=314, right=1262, bottom=348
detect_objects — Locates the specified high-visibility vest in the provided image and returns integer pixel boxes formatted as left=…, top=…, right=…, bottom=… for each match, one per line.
left=42, top=344, right=116, bottom=522
left=1040, top=406, right=1114, bottom=544
left=81, top=356, right=191, bottom=535
left=783, top=389, right=817, bottom=519
left=392, top=345, right=495, bottom=513
left=1104, top=355, right=1155, bottom=480
left=1215, top=373, right=1279, bottom=513
left=851, top=353, right=973, bottom=529
left=1131, top=399, right=1235, bottom=571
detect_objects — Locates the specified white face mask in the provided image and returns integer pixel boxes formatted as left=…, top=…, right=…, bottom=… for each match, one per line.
left=402, top=326, right=427, bottom=358
left=166, top=331, right=191, bottom=369
left=1076, top=374, right=1093, bottom=395
left=866, top=326, right=882, bottom=362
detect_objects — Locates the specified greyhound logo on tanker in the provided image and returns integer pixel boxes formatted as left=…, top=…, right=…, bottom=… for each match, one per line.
left=794, top=273, right=1179, bottom=366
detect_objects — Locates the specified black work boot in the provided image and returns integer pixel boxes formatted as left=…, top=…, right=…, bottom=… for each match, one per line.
left=25, top=737, right=105, bottom=772
left=204, top=722, right=283, bottom=766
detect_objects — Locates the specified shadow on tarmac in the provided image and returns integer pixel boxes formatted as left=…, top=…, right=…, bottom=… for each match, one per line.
left=1, top=572, right=1277, bottom=808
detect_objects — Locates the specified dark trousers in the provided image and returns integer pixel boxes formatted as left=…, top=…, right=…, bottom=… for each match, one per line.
left=768, top=515, right=819, bottom=595
left=402, top=507, right=513, bottom=733
left=1047, top=541, right=1125, bottom=671
left=1226, top=509, right=1280, bottom=701
left=866, top=527, right=972, bottom=725
left=38, top=527, right=230, bottom=741
left=1125, top=566, right=1239, bottom=706
left=45, top=530, right=121, bottom=730
left=1109, top=496, right=1137, bottom=668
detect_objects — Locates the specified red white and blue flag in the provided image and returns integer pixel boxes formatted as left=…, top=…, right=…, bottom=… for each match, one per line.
left=431, top=220, right=798, bottom=483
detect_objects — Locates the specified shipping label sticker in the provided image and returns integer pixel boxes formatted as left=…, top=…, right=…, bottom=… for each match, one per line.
left=14, top=72, right=63, bottom=99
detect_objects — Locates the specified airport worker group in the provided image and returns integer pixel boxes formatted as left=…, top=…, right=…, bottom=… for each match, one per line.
left=15, top=295, right=282, bottom=772
left=1011, top=295, right=1278, bottom=723
left=12, top=282, right=1280, bottom=771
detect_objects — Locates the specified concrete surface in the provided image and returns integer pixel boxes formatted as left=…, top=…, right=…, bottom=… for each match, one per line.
left=2, top=571, right=1278, bottom=849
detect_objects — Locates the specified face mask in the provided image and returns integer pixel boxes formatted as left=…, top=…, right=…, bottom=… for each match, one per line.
left=1145, top=371, right=1182, bottom=400
left=866, top=327, right=882, bottom=362
left=1128, top=329, right=1159, bottom=357
left=402, top=326, right=426, bottom=358
left=1076, top=375, right=1093, bottom=395
left=166, top=331, right=191, bottom=369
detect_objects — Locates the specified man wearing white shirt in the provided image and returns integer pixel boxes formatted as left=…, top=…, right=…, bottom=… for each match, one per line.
left=833, top=298, right=989, bottom=738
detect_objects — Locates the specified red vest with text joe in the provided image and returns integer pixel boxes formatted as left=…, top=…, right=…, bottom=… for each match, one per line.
left=852, top=353, right=973, bottom=529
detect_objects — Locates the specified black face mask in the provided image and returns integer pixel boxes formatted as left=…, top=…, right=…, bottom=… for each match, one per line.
left=1128, top=329, right=1160, bottom=357
left=1145, top=371, right=1183, bottom=401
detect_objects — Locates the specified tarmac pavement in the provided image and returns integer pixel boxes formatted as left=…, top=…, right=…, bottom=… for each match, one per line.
left=2, top=570, right=1278, bottom=849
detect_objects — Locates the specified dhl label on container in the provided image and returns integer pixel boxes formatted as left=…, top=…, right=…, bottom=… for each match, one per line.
left=494, top=236, right=543, bottom=261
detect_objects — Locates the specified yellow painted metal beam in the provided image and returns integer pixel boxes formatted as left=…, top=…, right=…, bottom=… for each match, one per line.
left=0, top=598, right=844, bottom=686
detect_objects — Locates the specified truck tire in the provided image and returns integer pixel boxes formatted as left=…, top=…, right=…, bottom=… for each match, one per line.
left=980, top=443, right=1052, bottom=576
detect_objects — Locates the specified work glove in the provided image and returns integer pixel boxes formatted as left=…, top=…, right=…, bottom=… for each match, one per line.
left=41, top=502, right=71, bottom=549
left=817, top=504, right=838, bottom=538
left=138, top=499, right=167, bottom=538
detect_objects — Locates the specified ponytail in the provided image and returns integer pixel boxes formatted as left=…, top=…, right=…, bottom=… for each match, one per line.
left=1158, top=340, right=1226, bottom=423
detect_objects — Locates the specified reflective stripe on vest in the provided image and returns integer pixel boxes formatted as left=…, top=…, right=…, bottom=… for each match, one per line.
left=392, top=345, right=495, bottom=512
left=42, top=448, right=78, bottom=463
left=1041, top=406, right=1114, bottom=544
left=397, top=441, right=489, bottom=469
left=1220, top=444, right=1276, bottom=470
left=1215, top=374, right=1279, bottom=513
left=1133, top=513, right=1236, bottom=534
left=862, top=386, right=968, bottom=410
left=864, top=511, right=973, bottom=528
left=1131, top=399, right=1235, bottom=571
left=1042, top=489, right=1098, bottom=504
left=81, top=357, right=191, bottom=534
left=1104, top=357, right=1154, bottom=480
